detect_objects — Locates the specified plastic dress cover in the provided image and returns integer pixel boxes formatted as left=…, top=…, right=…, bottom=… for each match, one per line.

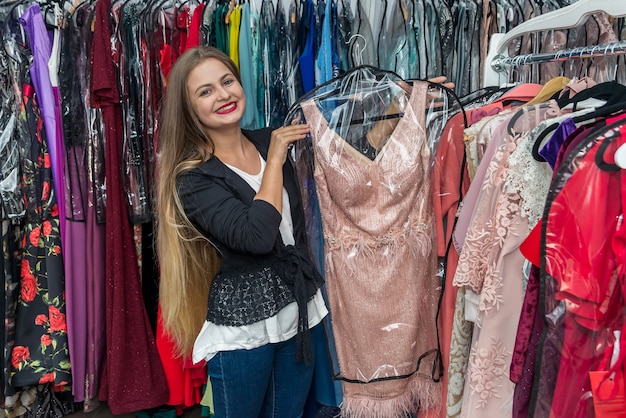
left=60, top=2, right=107, bottom=225
left=533, top=121, right=626, bottom=418
left=377, top=0, right=408, bottom=79
left=285, top=66, right=457, bottom=416
left=2, top=6, right=33, bottom=222
left=112, top=0, right=151, bottom=224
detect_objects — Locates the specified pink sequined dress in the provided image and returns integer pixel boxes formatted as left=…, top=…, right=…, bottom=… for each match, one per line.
left=301, top=82, right=441, bottom=417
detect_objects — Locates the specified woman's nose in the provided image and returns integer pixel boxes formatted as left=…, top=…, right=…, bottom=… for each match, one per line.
left=216, top=86, right=230, bottom=100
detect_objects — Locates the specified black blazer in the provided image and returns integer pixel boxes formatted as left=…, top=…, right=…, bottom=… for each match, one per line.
left=177, top=128, right=309, bottom=275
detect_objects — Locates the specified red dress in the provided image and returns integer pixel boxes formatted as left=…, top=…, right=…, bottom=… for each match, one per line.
left=533, top=121, right=626, bottom=418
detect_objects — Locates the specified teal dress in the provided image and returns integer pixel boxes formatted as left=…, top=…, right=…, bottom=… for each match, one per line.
left=239, top=3, right=259, bottom=130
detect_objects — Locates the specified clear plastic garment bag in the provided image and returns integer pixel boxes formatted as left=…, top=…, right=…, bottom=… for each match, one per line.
left=285, top=65, right=461, bottom=416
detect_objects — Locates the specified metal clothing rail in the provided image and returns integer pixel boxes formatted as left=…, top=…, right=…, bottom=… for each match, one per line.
left=490, top=40, right=626, bottom=73
left=482, top=0, right=626, bottom=87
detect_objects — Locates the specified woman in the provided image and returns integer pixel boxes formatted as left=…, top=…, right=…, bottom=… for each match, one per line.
left=156, top=46, right=328, bottom=417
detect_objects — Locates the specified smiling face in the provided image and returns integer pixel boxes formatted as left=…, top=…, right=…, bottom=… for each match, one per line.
left=186, top=57, right=246, bottom=135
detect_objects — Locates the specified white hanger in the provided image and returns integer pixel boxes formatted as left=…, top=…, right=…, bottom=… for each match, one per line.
left=483, top=0, right=626, bottom=87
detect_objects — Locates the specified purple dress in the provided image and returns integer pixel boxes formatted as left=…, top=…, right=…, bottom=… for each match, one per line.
left=19, top=4, right=66, bottom=247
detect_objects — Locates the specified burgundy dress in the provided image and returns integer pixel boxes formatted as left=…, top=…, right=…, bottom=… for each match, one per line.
left=91, top=0, right=168, bottom=414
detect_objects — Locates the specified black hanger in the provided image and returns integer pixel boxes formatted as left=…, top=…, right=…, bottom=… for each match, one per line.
left=290, top=65, right=400, bottom=104
left=530, top=82, right=626, bottom=162
left=554, top=77, right=626, bottom=110
left=326, top=66, right=409, bottom=127
left=458, top=86, right=503, bottom=107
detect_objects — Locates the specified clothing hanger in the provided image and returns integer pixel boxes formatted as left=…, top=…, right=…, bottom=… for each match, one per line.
left=284, top=64, right=406, bottom=137
left=458, top=86, right=507, bottom=107
left=318, top=65, right=409, bottom=126
left=524, top=76, right=570, bottom=106
left=287, top=65, right=464, bottom=136
left=224, top=0, right=234, bottom=23
left=556, top=80, right=626, bottom=110
left=529, top=82, right=626, bottom=161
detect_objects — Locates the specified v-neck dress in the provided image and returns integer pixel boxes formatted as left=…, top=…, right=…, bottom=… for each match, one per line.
left=300, top=82, right=441, bottom=417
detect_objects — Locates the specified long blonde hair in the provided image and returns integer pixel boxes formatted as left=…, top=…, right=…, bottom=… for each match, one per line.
left=156, top=46, right=242, bottom=358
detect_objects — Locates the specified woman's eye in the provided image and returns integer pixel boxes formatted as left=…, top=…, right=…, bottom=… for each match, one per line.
left=224, top=79, right=234, bottom=86
left=200, top=89, right=212, bottom=96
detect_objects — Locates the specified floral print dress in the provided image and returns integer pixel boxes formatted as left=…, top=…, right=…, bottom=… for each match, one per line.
left=10, top=81, right=71, bottom=389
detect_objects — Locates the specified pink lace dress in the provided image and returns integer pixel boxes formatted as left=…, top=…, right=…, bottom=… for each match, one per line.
left=453, top=102, right=563, bottom=417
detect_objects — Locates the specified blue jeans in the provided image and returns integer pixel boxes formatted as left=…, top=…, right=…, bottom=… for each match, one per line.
left=208, top=331, right=316, bottom=418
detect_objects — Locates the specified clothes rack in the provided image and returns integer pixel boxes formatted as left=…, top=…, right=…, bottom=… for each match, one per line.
left=490, top=40, right=626, bottom=74
left=483, top=0, right=626, bottom=87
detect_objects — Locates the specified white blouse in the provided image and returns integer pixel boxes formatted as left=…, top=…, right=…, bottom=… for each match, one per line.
left=192, top=152, right=328, bottom=363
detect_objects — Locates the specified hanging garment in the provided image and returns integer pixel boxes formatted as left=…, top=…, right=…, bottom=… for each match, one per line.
left=19, top=3, right=67, bottom=250
left=1, top=217, right=21, bottom=405
left=227, top=4, right=240, bottom=68
left=450, top=109, right=518, bottom=417
left=511, top=117, right=622, bottom=418
left=239, top=2, right=260, bottom=129
left=155, top=306, right=207, bottom=414
left=268, top=1, right=287, bottom=127
left=298, top=0, right=316, bottom=93
left=377, top=0, right=409, bottom=78
left=447, top=90, right=541, bottom=417
left=259, top=0, right=282, bottom=127
left=432, top=109, right=471, bottom=418
left=284, top=0, right=305, bottom=109
left=184, top=2, right=205, bottom=51
left=531, top=120, right=626, bottom=418
left=349, top=1, right=375, bottom=67
left=335, top=0, right=352, bottom=74
left=453, top=101, right=565, bottom=418
left=316, top=0, right=333, bottom=85
left=91, top=0, right=168, bottom=413
left=250, top=7, right=264, bottom=128
left=2, top=11, right=32, bottom=413
left=213, top=3, right=229, bottom=54
left=58, top=4, right=93, bottom=403
left=0, top=110, right=21, bottom=220
left=10, top=82, right=71, bottom=389
left=298, top=79, right=441, bottom=417
left=500, top=112, right=588, bottom=391
left=0, top=3, right=22, bottom=221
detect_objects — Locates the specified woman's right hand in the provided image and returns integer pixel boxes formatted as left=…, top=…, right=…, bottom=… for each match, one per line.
left=255, top=124, right=310, bottom=213
left=266, top=124, right=310, bottom=167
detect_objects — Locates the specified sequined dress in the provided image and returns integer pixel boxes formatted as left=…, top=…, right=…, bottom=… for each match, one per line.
left=300, top=82, right=441, bottom=417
